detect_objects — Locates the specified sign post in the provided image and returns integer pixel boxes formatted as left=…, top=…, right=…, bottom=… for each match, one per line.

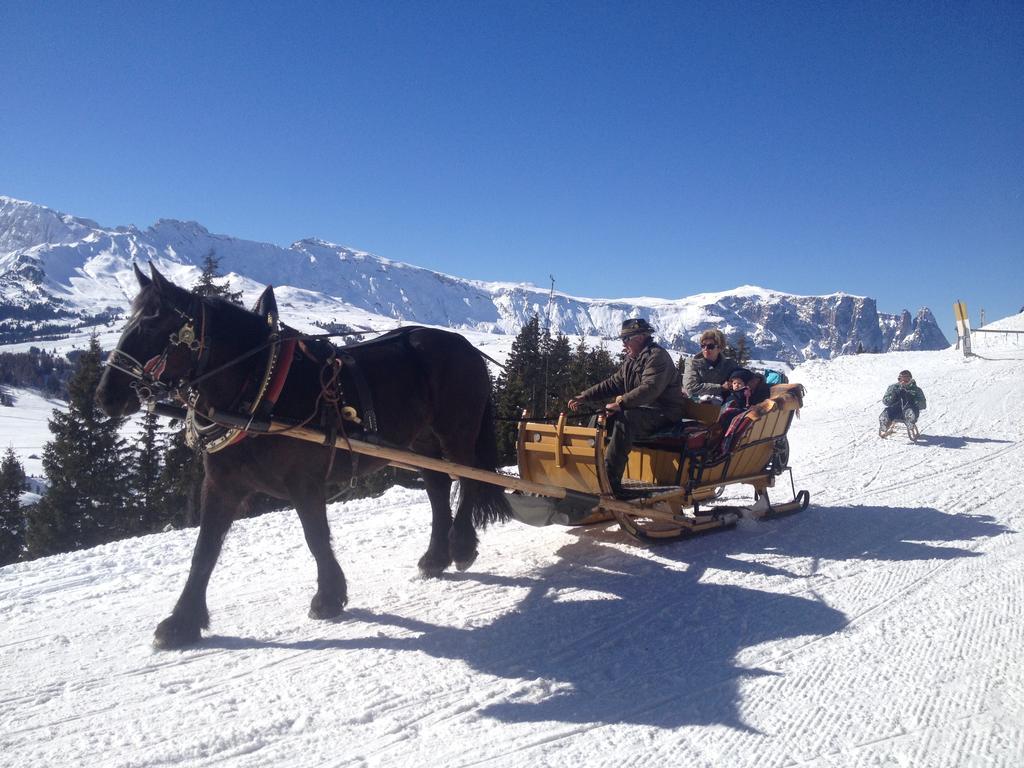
left=954, top=300, right=972, bottom=357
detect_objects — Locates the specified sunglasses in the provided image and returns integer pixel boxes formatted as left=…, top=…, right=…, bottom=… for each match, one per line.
left=701, top=343, right=718, bottom=350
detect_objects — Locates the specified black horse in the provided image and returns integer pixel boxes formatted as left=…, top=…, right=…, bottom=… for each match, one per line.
left=97, top=264, right=510, bottom=649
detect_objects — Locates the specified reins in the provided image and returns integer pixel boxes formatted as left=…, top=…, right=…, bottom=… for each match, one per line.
left=106, top=296, right=403, bottom=398
left=106, top=294, right=558, bottom=442
left=185, top=328, right=401, bottom=390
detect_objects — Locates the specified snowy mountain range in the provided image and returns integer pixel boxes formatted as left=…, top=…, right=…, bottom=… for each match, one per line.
left=0, top=196, right=948, bottom=362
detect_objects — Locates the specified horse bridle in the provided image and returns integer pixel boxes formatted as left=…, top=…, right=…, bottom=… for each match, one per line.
left=104, top=300, right=210, bottom=404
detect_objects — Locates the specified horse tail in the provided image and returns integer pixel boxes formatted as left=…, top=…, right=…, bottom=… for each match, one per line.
left=463, top=395, right=512, bottom=529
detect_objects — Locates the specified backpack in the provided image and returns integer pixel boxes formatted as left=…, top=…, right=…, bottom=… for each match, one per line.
left=762, top=368, right=789, bottom=385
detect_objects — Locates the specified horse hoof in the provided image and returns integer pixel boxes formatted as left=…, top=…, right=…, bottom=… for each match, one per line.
left=153, top=616, right=202, bottom=650
left=454, top=551, right=478, bottom=572
left=309, top=594, right=346, bottom=620
left=447, top=530, right=478, bottom=572
left=448, top=539, right=478, bottom=572
left=417, top=551, right=452, bottom=578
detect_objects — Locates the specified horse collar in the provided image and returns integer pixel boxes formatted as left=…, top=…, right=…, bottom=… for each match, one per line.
left=185, top=318, right=298, bottom=454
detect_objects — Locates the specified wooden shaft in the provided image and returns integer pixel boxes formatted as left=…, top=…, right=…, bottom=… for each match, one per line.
left=270, top=423, right=570, bottom=500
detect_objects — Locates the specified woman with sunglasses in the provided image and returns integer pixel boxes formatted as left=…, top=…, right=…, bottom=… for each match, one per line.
left=682, top=329, right=737, bottom=400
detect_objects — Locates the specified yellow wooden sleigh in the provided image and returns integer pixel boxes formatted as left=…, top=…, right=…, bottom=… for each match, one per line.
left=510, top=384, right=809, bottom=541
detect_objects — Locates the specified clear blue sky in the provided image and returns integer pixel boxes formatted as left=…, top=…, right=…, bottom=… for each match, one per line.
left=2, top=1, right=1021, bottom=338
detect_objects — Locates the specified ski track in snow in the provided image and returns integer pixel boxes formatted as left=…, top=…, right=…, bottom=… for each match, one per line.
left=2, top=343, right=1024, bottom=767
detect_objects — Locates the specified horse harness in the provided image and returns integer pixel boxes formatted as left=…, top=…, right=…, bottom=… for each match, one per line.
left=185, top=322, right=378, bottom=460
left=108, top=296, right=378, bottom=459
left=184, top=314, right=299, bottom=454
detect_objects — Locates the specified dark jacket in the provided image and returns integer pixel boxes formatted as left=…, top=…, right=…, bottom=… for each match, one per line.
left=682, top=352, right=738, bottom=398
left=723, top=375, right=771, bottom=411
left=577, top=340, right=686, bottom=420
left=883, top=380, right=926, bottom=411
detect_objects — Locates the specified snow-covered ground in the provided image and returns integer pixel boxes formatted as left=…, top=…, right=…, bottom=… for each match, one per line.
left=0, top=388, right=64, bottom=481
left=1, top=331, right=1023, bottom=767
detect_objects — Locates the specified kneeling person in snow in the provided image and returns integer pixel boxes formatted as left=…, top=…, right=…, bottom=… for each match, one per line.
left=879, top=370, right=927, bottom=436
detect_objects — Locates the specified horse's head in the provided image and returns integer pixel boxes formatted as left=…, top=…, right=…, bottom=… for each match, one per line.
left=97, top=263, right=208, bottom=418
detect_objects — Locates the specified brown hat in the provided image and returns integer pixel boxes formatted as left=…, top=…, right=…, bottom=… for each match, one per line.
left=619, top=318, right=653, bottom=339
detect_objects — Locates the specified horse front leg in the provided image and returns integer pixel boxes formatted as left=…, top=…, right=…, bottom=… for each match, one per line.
left=292, top=490, right=347, bottom=619
left=418, top=469, right=456, bottom=577
left=153, top=481, right=238, bottom=649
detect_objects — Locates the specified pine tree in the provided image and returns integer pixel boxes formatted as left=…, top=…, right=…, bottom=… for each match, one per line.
left=25, top=335, right=132, bottom=557
left=493, top=316, right=543, bottom=463
left=128, top=410, right=168, bottom=535
left=493, top=321, right=623, bottom=464
left=721, top=339, right=735, bottom=362
left=567, top=337, right=593, bottom=402
left=540, top=331, right=573, bottom=417
left=159, top=426, right=204, bottom=527
left=0, top=447, right=27, bottom=565
left=194, top=251, right=243, bottom=304
left=586, top=344, right=617, bottom=385
left=565, top=337, right=618, bottom=409
left=733, top=333, right=751, bottom=366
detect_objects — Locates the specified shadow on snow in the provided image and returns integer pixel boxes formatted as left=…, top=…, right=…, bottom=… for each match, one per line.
left=910, top=434, right=1014, bottom=449
left=203, top=503, right=1009, bottom=732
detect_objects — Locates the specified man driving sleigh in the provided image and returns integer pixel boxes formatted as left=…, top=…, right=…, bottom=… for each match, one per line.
left=568, top=318, right=686, bottom=498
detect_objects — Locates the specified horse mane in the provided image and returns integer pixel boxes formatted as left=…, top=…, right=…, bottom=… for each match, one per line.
left=130, top=282, right=160, bottom=314
left=133, top=277, right=267, bottom=327
left=340, top=325, right=422, bottom=351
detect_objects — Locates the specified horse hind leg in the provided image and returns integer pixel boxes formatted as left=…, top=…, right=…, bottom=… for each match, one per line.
left=418, top=468, right=458, bottom=577
left=291, top=489, right=347, bottom=619
left=449, top=479, right=481, bottom=572
left=422, top=424, right=486, bottom=573
left=154, top=481, right=239, bottom=649
left=437, top=402, right=511, bottom=572
left=449, top=475, right=517, bottom=571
